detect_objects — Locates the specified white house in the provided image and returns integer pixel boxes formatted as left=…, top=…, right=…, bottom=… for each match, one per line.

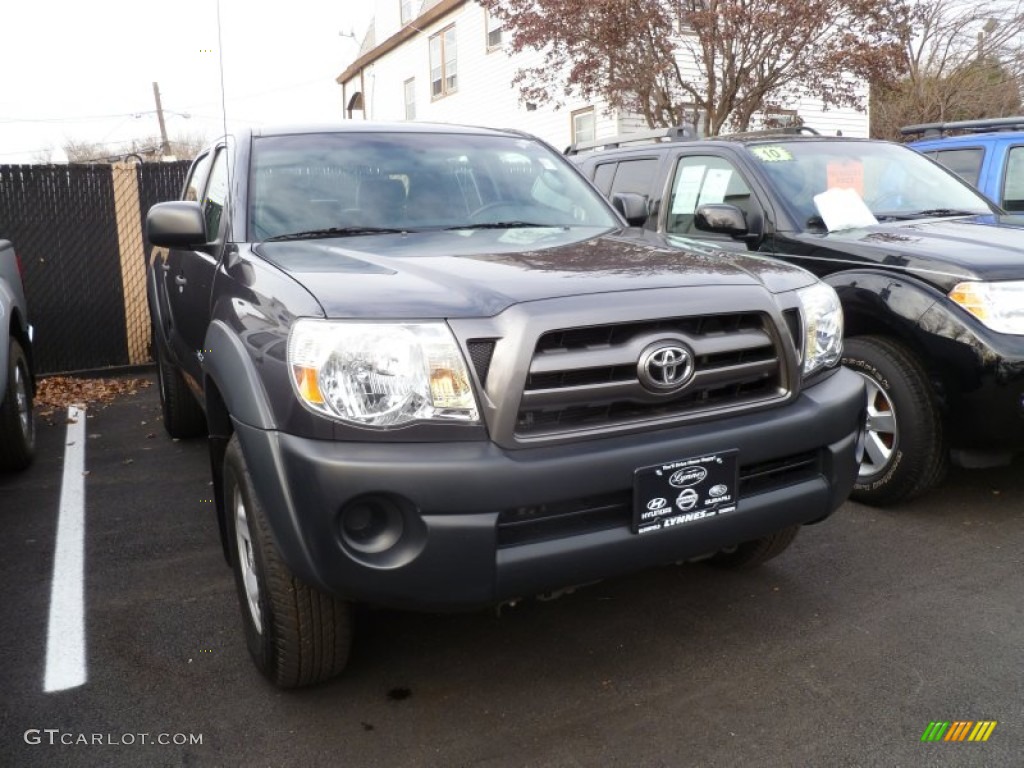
left=337, top=0, right=869, bottom=150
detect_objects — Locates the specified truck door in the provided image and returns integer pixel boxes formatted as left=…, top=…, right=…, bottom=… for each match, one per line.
left=662, top=153, right=763, bottom=253
left=164, top=146, right=230, bottom=392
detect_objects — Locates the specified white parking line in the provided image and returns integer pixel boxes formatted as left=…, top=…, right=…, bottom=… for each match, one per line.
left=43, top=405, right=87, bottom=693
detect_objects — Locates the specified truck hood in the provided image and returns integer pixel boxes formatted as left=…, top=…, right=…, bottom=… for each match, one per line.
left=255, top=228, right=816, bottom=319
left=798, top=214, right=1024, bottom=287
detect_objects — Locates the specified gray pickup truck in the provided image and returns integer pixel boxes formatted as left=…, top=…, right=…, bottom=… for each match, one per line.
left=146, top=123, right=865, bottom=688
left=0, top=237, right=35, bottom=471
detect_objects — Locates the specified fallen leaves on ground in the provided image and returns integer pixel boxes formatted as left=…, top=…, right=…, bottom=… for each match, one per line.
left=35, top=376, right=152, bottom=416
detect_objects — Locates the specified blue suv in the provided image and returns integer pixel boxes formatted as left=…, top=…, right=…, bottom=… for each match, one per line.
left=903, top=117, right=1024, bottom=212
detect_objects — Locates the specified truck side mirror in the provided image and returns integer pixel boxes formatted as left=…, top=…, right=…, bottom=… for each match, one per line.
left=694, top=203, right=748, bottom=236
left=147, top=201, right=207, bottom=247
left=611, top=192, right=650, bottom=226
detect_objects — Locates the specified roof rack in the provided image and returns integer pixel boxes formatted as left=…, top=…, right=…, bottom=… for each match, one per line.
left=721, top=126, right=821, bottom=140
left=900, top=116, right=1024, bottom=138
left=564, top=125, right=699, bottom=156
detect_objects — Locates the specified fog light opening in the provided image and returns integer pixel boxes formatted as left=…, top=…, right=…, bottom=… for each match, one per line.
left=340, top=496, right=405, bottom=554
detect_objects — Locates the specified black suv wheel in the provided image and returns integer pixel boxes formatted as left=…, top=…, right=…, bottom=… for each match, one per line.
left=842, top=336, right=947, bottom=506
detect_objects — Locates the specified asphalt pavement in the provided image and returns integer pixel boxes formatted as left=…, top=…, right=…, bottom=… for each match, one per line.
left=1, top=372, right=1021, bottom=768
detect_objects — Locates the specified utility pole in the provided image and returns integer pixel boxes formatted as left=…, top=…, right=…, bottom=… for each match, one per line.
left=152, top=81, right=171, bottom=157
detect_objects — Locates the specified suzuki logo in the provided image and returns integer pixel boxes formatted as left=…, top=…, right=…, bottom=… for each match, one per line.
left=638, top=342, right=695, bottom=392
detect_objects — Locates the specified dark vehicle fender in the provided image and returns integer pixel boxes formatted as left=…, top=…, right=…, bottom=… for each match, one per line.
left=202, top=319, right=279, bottom=562
left=203, top=320, right=277, bottom=431
left=824, top=271, right=940, bottom=341
left=145, top=263, right=164, bottom=352
left=824, top=270, right=996, bottom=409
left=0, top=291, right=11, bottom=399
left=1, top=284, right=32, bottom=392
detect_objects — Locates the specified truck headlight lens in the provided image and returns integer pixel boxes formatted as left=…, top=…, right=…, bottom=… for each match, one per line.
left=287, top=320, right=479, bottom=427
left=796, top=283, right=843, bottom=376
left=949, top=281, right=1024, bottom=335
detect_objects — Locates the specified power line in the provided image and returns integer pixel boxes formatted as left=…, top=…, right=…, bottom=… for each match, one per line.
left=0, top=108, right=193, bottom=126
left=0, top=112, right=140, bottom=125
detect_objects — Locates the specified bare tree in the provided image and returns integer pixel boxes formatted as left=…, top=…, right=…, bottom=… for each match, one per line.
left=871, top=0, right=1024, bottom=139
left=63, top=139, right=110, bottom=163
left=479, top=0, right=908, bottom=135
left=62, top=132, right=208, bottom=164
left=30, top=146, right=55, bottom=164
left=166, top=131, right=208, bottom=160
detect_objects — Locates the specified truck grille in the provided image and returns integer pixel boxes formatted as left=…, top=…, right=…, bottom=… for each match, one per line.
left=515, top=313, right=785, bottom=437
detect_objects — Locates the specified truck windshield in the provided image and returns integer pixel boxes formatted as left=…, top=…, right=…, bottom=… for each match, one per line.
left=249, top=131, right=619, bottom=240
left=750, top=140, right=994, bottom=229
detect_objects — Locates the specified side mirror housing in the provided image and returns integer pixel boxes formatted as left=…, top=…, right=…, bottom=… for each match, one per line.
left=694, top=203, right=748, bottom=236
left=611, top=192, right=650, bottom=226
left=147, top=201, right=207, bottom=247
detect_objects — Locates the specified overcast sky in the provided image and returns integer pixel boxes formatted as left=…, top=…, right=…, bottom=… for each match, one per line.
left=0, top=0, right=373, bottom=162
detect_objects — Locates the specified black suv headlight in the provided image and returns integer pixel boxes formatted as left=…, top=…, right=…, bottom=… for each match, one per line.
left=795, top=283, right=843, bottom=377
left=949, top=281, right=1024, bottom=334
left=287, top=320, right=480, bottom=427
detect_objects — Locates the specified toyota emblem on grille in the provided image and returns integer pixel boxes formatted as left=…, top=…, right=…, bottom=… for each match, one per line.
left=638, top=342, right=695, bottom=392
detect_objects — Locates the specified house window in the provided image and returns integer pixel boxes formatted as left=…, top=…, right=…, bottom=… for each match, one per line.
left=679, top=104, right=707, bottom=137
left=485, top=10, right=502, bottom=50
left=572, top=107, right=596, bottom=145
left=400, top=0, right=415, bottom=25
left=404, top=78, right=416, bottom=121
left=429, top=25, right=458, bottom=98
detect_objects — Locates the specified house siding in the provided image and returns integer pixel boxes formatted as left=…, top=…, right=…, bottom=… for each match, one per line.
left=340, top=1, right=869, bottom=148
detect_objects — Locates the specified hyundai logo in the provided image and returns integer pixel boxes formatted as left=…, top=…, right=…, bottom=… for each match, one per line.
left=638, top=342, right=695, bottom=392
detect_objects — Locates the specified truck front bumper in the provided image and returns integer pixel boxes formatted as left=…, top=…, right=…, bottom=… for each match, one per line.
left=233, top=367, right=865, bottom=610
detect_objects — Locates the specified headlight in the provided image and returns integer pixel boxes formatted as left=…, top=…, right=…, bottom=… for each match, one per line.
left=287, top=320, right=479, bottom=427
left=796, top=283, right=843, bottom=376
left=949, top=281, right=1024, bottom=335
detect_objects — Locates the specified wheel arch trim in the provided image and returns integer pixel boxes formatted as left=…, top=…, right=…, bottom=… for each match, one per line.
left=202, top=320, right=277, bottom=431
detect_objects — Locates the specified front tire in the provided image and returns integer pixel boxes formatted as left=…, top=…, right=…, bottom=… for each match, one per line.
left=223, top=435, right=353, bottom=688
left=842, top=335, right=947, bottom=506
left=0, top=338, right=35, bottom=471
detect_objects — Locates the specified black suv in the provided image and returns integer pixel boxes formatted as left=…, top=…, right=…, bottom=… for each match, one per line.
left=146, top=123, right=864, bottom=687
left=571, top=128, right=1024, bottom=506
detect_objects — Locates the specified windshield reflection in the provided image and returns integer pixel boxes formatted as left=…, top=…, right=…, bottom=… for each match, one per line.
left=751, top=140, right=994, bottom=230
left=249, top=131, right=618, bottom=241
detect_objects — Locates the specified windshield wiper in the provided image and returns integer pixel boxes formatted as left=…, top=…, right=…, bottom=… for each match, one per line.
left=263, top=226, right=410, bottom=242
left=444, top=221, right=558, bottom=231
left=902, top=209, right=982, bottom=219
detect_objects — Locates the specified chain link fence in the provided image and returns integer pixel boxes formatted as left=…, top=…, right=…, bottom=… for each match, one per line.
left=0, top=161, right=188, bottom=374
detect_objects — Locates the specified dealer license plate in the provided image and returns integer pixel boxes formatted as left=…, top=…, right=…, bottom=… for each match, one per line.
left=632, top=450, right=739, bottom=535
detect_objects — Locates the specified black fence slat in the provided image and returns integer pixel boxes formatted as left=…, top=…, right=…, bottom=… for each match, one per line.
left=0, top=162, right=189, bottom=374
left=137, top=161, right=191, bottom=267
